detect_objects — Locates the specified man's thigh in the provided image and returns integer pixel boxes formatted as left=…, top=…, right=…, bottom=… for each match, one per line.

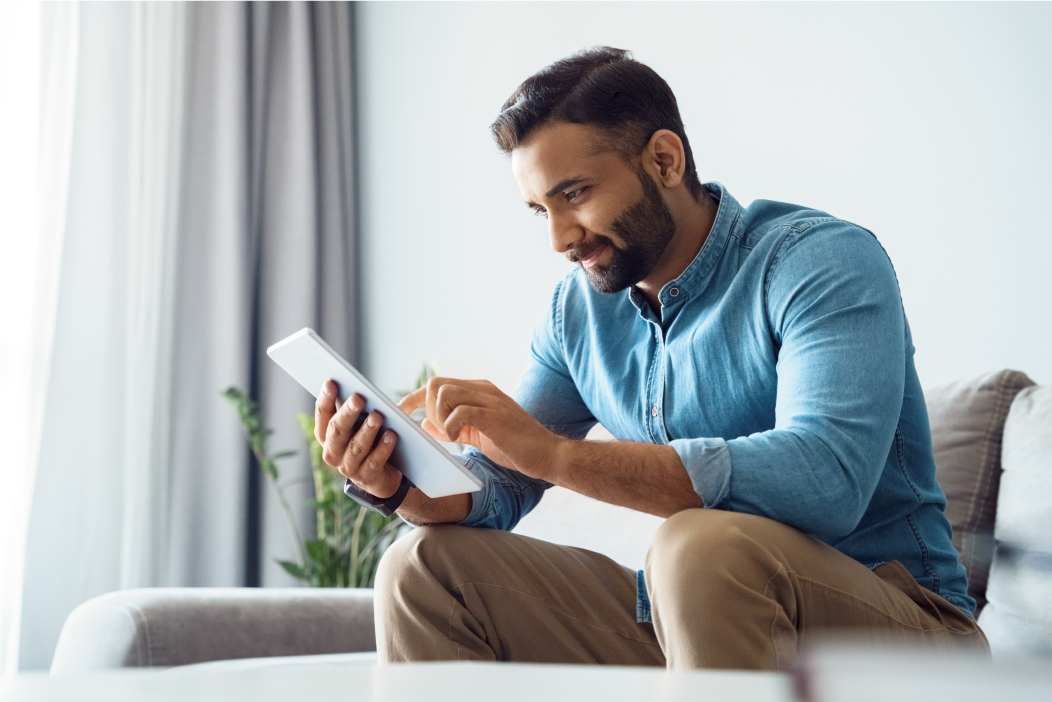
left=376, top=524, right=665, bottom=665
left=647, top=509, right=985, bottom=657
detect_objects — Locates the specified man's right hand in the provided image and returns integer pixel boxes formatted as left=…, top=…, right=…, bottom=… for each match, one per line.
left=314, top=380, right=403, bottom=499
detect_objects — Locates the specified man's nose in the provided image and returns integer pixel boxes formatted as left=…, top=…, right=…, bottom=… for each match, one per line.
left=548, top=211, right=584, bottom=254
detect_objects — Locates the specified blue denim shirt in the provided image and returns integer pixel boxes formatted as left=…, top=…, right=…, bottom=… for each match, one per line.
left=457, top=182, right=975, bottom=619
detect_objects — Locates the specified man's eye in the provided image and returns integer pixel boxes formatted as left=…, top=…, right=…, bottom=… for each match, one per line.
left=532, top=207, right=548, bottom=219
left=565, top=188, right=585, bottom=201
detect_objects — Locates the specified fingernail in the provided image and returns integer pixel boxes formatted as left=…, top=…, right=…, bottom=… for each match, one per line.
left=383, top=431, right=394, bottom=444
left=320, top=382, right=331, bottom=396
left=351, top=395, right=364, bottom=410
left=367, top=412, right=380, bottom=427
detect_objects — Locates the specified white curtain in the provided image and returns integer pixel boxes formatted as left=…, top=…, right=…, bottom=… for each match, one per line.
left=119, top=2, right=191, bottom=589
left=15, top=1, right=358, bottom=671
left=0, top=1, right=78, bottom=678
left=17, top=1, right=193, bottom=671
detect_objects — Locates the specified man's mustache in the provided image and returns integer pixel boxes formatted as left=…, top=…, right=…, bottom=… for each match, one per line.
left=568, top=235, right=617, bottom=264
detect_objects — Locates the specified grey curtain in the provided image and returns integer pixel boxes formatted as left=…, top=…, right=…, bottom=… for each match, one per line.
left=170, top=1, right=358, bottom=587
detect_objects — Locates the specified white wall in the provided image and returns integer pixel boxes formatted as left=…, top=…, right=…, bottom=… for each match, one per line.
left=358, top=2, right=1051, bottom=399
left=358, top=1, right=1052, bottom=567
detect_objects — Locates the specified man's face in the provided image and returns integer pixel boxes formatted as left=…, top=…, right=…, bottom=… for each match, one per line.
left=511, top=121, right=675, bottom=293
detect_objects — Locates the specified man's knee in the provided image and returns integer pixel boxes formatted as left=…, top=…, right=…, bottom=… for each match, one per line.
left=375, top=525, right=422, bottom=595
left=374, top=525, right=483, bottom=662
left=649, top=510, right=750, bottom=568
left=377, top=526, right=441, bottom=585
left=375, top=524, right=479, bottom=600
left=645, top=509, right=790, bottom=593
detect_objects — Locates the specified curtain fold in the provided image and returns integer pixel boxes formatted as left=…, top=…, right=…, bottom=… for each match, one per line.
left=18, top=1, right=194, bottom=671
left=169, top=0, right=357, bottom=590
left=0, top=0, right=77, bottom=678
left=119, top=0, right=191, bottom=591
left=18, top=1, right=358, bottom=670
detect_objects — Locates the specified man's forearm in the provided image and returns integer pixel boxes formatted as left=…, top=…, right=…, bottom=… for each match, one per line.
left=396, top=488, right=471, bottom=525
left=551, top=439, right=703, bottom=518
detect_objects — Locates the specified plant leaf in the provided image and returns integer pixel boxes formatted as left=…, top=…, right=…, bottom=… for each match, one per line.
left=278, top=560, right=307, bottom=580
left=260, top=458, right=279, bottom=481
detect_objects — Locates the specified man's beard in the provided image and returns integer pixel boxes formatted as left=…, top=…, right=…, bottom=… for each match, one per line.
left=571, top=168, right=676, bottom=294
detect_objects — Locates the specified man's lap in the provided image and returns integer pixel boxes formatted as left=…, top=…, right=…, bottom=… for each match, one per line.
left=375, top=510, right=986, bottom=668
left=375, top=522, right=664, bottom=664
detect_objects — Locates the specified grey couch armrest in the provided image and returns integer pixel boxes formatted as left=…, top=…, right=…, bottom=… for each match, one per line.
left=50, top=587, right=376, bottom=676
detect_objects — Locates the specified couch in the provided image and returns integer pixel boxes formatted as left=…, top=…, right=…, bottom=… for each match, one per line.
left=49, top=370, right=1052, bottom=675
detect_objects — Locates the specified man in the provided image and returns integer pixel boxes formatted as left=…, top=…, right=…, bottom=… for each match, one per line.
left=314, top=47, right=987, bottom=670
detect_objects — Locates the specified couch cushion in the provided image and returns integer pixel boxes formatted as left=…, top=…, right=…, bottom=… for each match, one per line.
left=50, top=588, right=377, bottom=675
left=924, top=370, right=1034, bottom=615
left=979, top=385, right=1052, bottom=657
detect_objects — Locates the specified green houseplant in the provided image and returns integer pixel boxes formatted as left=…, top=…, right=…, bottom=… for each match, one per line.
left=221, top=363, right=438, bottom=587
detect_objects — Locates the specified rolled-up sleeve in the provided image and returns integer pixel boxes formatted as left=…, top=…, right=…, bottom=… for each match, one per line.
left=672, top=223, right=906, bottom=538
left=670, top=437, right=731, bottom=507
left=457, top=449, right=551, bottom=530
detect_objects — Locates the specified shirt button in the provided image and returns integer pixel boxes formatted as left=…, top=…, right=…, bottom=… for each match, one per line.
left=669, top=287, right=679, bottom=297
left=651, top=405, right=659, bottom=417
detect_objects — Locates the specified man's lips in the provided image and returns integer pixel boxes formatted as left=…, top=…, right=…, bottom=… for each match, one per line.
left=579, top=244, right=608, bottom=269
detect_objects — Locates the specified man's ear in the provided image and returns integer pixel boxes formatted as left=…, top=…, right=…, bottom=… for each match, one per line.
left=644, top=129, right=686, bottom=189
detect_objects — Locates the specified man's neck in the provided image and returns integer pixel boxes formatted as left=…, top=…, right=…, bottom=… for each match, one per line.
left=636, top=190, right=718, bottom=314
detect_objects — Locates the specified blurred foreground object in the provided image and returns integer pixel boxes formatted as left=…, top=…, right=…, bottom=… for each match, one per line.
left=977, top=385, right=1052, bottom=657
left=795, top=640, right=1052, bottom=702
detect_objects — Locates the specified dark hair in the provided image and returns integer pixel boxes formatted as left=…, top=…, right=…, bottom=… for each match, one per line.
left=491, top=47, right=702, bottom=199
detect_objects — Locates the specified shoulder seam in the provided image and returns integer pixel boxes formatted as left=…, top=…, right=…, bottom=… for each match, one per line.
left=762, top=225, right=803, bottom=329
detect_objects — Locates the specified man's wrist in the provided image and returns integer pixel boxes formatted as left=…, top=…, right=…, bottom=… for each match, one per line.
left=344, top=473, right=414, bottom=517
left=351, top=467, right=402, bottom=500
left=546, top=435, right=575, bottom=487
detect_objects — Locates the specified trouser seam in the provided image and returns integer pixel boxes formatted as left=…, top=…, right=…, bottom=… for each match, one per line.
left=447, top=596, right=462, bottom=661
left=789, top=571, right=955, bottom=634
left=758, top=565, right=966, bottom=670
left=448, top=581, right=662, bottom=648
left=762, top=566, right=789, bottom=670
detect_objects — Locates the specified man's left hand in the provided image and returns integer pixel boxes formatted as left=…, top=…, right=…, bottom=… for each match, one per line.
left=398, top=378, right=562, bottom=483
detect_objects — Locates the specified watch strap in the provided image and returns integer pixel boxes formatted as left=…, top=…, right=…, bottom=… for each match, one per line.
left=344, top=473, right=414, bottom=517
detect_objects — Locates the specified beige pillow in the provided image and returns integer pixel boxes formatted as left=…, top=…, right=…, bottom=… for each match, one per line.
left=925, top=369, right=1035, bottom=615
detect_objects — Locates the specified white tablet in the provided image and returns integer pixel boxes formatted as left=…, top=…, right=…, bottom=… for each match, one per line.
left=266, top=328, right=483, bottom=498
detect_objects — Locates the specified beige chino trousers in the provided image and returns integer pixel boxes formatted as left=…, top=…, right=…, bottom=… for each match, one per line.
left=374, top=509, right=988, bottom=670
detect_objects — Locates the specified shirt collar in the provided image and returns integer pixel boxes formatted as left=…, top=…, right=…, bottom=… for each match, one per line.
left=628, top=182, right=741, bottom=314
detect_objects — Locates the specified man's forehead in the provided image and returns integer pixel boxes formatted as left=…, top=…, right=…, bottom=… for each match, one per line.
left=511, top=122, right=622, bottom=197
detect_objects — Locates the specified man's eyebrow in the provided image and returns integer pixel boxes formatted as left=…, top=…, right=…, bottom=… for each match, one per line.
left=545, top=177, right=587, bottom=199
left=524, top=177, right=590, bottom=209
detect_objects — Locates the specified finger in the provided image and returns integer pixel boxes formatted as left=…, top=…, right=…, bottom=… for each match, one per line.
left=314, top=380, right=339, bottom=444
left=420, top=417, right=451, bottom=442
left=424, top=376, right=465, bottom=434
left=433, top=383, right=491, bottom=434
left=443, top=404, right=490, bottom=447
left=398, top=387, right=427, bottom=414
left=322, top=393, right=365, bottom=467
left=355, top=429, right=398, bottom=488
left=342, top=409, right=384, bottom=473
left=425, top=377, right=443, bottom=434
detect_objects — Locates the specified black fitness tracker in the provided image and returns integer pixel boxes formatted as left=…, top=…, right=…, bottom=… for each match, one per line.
left=343, top=473, right=414, bottom=517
